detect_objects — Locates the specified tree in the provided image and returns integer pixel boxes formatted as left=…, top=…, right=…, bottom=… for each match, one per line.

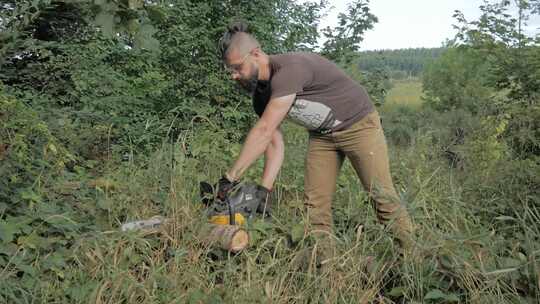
left=321, top=0, right=378, bottom=63
left=0, top=0, right=329, bottom=150
left=0, top=1, right=333, bottom=300
left=423, top=0, right=540, bottom=157
left=422, top=47, right=492, bottom=113
left=453, top=0, right=540, bottom=102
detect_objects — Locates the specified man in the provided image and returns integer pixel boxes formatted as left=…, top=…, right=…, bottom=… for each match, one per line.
left=217, top=22, right=414, bottom=253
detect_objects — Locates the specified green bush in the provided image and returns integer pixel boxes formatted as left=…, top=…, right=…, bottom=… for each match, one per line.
left=422, top=47, right=493, bottom=113
left=503, top=103, right=540, bottom=158
left=0, top=94, right=73, bottom=205
left=0, top=93, right=84, bottom=301
left=381, top=104, right=422, bottom=146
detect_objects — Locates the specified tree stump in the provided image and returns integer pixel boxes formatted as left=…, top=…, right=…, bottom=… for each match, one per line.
left=202, top=224, right=249, bottom=253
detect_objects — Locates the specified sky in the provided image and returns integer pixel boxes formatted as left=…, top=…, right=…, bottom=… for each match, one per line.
left=319, top=0, right=540, bottom=50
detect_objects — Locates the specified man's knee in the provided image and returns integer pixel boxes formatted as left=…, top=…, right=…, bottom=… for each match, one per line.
left=304, top=193, right=333, bottom=231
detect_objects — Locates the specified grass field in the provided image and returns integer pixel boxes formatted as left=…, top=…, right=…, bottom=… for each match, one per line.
left=383, top=79, right=424, bottom=110
left=2, top=78, right=539, bottom=303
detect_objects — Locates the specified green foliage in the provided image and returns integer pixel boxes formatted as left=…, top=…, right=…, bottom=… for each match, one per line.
left=357, top=47, right=446, bottom=78
left=421, top=0, right=540, bottom=165
left=0, top=1, right=335, bottom=301
left=0, top=94, right=98, bottom=302
left=453, top=0, right=540, bottom=101
left=1, top=0, right=539, bottom=302
left=420, top=2, right=540, bottom=189
left=381, top=104, right=422, bottom=146
left=425, top=0, right=540, bottom=113
left=0, top=0, right=161, bottom=59
left=504, top=103, right=540, bottom=157
left=382, top=98, right=539, bottom=300
left=0, top=94, right=73, bottom=204
left=422, top=47, right=493, bottom=113
left=0, top=0, right=330, bottom=157
left=345, top=63, right=391, bottom=106
left=462, top=113, right=511, bottom=175
left=321, top=0, right=378, bottom=63
left=91, top=0, right=162, bottom=51
left=383, top=79, right=423, bottom=109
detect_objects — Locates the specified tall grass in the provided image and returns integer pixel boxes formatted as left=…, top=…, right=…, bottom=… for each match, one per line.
left=2, top=83, right=538, bottom=303
left=46, top=123, right=539, bottom=302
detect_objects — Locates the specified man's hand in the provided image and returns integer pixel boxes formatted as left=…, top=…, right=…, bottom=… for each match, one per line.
left=217, top=175, right=237, bottom=200
left=255, top=184, right=272, bottom=216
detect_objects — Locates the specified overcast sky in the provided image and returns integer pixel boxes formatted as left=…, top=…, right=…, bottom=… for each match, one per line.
left=320, top=0, right=540, bottom=50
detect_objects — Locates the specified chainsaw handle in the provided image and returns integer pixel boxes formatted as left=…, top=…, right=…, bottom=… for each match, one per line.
left=225, top=196, right=235, bottom=225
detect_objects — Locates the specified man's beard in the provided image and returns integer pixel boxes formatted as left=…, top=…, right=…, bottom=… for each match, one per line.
left=236, top=65, right=259, bottom=95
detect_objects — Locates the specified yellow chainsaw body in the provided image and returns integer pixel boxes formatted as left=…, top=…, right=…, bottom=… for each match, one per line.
left=209, top=213, right=246, bottom=226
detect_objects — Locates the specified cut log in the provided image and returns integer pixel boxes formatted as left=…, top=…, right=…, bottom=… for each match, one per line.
left=121, top=217, right=249, bottom=253
left=202, top=224, right=249, bottom=253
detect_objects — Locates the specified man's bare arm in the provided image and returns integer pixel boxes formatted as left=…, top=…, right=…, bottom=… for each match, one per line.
left=226, top=94, right=295, bottom=181
left=261, top=128, right=284, bottom=189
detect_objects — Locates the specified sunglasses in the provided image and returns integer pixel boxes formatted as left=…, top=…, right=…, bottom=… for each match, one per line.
left=223, top=50, right=252, bottom=74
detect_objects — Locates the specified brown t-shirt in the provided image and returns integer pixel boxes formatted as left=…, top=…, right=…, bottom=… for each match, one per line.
left=252, top=52, right=374, bottom=133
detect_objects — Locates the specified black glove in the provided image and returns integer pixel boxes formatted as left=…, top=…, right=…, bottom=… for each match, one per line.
left=199, top=181, right=214, bottom=205
left=255, top=185, right=272, bottom=216
left=217, top=175, right=237, bottom=201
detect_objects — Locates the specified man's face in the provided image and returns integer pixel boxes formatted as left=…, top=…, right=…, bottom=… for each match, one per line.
left=225, top=49, right=259, bottom=94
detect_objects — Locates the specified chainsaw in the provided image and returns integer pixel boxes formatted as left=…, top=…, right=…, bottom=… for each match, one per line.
left=120, top=181, right=269, bottom=231
left=200, top=181, right=270, bottom=226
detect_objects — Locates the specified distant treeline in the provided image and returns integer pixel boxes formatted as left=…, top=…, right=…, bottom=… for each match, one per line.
left=357, top=48, right=446, bottom=78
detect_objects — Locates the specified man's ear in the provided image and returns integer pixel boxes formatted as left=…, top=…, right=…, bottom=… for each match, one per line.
left=251, top=47, right=262, bottom=58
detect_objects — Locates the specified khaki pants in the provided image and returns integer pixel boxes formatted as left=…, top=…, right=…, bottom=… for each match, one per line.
left=304, top=111, right=414, bottom=250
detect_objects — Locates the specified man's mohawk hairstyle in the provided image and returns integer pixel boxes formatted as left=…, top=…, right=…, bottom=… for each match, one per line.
left=219, top=20, right=249, bottom=60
